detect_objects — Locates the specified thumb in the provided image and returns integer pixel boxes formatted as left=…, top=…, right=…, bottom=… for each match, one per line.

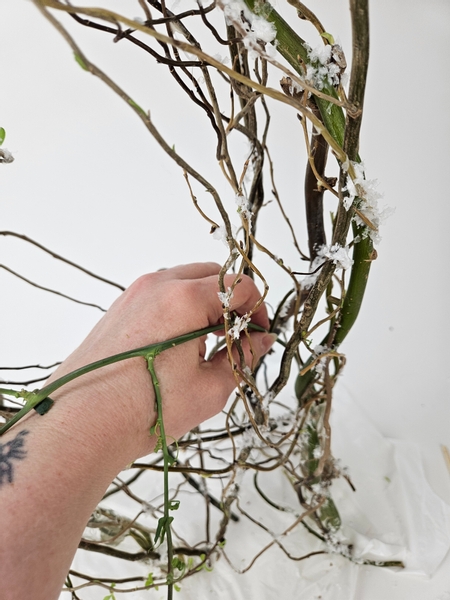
left=245, top=331, right=277, bottom=366
left=203, top=332, right=277, bottom=403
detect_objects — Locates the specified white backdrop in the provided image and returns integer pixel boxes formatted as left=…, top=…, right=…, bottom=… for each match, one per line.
left=1, top=1, right=450, bottom=598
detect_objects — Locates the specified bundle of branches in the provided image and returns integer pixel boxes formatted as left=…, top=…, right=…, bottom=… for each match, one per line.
left=1, top=1, right=398, bottom=597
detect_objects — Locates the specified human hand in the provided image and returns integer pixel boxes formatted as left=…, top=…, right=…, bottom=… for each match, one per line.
left=46, top=262, right=275, bottom=462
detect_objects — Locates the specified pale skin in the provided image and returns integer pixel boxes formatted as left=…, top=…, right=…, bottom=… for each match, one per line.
left=0, top=262, right=275, bottom=600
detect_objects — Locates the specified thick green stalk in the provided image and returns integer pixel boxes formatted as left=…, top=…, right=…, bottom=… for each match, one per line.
left=295, top=229, right=373, bottom=403
left=332, top=0, right=372, bottom=348
left=243, top=0, right=346, bottom=147
left=333, top=230, right=373, bottom=347
left=243, top=0, right=372, bottom=401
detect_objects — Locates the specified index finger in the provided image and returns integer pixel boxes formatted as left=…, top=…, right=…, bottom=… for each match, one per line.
left=156, top=262, right=221, bottom=281
left=195, top=272, right=269, bottom=330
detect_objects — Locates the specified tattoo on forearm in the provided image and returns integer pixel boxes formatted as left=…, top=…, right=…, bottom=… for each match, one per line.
left=0, top=430, right=30, bottom=487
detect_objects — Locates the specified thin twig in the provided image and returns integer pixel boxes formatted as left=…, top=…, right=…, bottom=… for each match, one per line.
left=0, top=231, right=124, bottom=290
left=0, top=264, right=106, bottom=312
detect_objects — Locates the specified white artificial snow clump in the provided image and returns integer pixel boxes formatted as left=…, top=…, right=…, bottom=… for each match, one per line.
left=343, top=161, right=394, bottom=244
left=304, top=43, right=342, bottom=90
left=320, top=243, right=353, bottom=271
left=212, top=224, right=238, bottom=246
left=342, top=161, right=365, bottom=210
left=212, top=225, right=228, bottom=244
left=247, top=13, right=276, bottom=43
left=228, top=313, right=250, bottom=339
left=235, top=192, right=252, bottom=220
left=262, top=390, right=274, bottom=411
left=219, top=0, right=277, bottom=60
left=218, top=287, right=234, bottom=308
left=313, top=446, right=323, bottom=459
left=312, top=344, right=329, bottom=376
left=300, top=244, right=352, bottom=290
left=308, top=43, right=332, bottom=66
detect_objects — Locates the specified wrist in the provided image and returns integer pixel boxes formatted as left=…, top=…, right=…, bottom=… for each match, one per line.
left=44, top=355, right=157, bottom=467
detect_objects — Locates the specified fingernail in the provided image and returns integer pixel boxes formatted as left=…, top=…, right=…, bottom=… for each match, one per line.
left=261, top=332, right=278, bottom=354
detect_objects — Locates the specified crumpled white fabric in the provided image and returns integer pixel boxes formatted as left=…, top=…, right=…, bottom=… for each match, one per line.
left=331, top=390, right=450, bottom=577
left=66, top=388, right=450, bottom=599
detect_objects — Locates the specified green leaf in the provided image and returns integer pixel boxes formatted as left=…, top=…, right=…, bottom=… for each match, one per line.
left=319, top=497, right=341, bottom=532
left=0, top=127, right=5, bottom=146
left=154, top=515, right=173, bottom=545
left=145, top=572, right=154, bottom=587
left=153, top=437, right=163, bottom=453
left=172, top=557, right=185, bottom=571
left=154, top=517, right=165, bottom=545
left=174, top=584, right=181, bottom=592
left=129, top=529, right=153, bottom=551
left=102, top=583, right=116, bottom=600
left=196, top=554, right=214, bottom=572
left=169, top=500, right=180, bottom=511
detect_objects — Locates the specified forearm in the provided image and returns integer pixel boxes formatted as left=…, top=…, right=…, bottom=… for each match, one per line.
left=0, top=263, right=273, bottom=599
left=0, top=365, right=155, bottom=600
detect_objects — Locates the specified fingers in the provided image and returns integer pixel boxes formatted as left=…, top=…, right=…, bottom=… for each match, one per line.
left=244, top=331, right=278, bottom=364
left=194, top=272, right=269, bottom=330
left=211, top=331, right=276, bottom=375
left=152, top=264, right=267, bottom=324
left=198, top=331, right=277, bottom=412
left=135, top=263, right=268, bottom=331
left=117, top=264, right=268, bottom=362
left=156, top=262, right=221, bottom=281
left=223, top=274, right=269, bottom=329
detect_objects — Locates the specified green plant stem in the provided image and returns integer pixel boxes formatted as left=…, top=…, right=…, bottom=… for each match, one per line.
left=333, top=231, right=373, bottom=346
left=267, top=0, right=371, bottom=402
left=237, top=0, right=372, bottom=404
left=295, top=232, right=373, bottom=401
left=331, top=0, right=372, bottom=347
left=0, top=388, right=23, bottom=399
left=146, top=352, right=174, bottom=600
left=242, top=0, right=346, bottom=147
left=0, top=324, right=219, bottom=436
left=0, top=322, right=273, bottom=436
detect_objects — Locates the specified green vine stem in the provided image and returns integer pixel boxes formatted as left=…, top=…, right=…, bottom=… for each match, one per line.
left=0, top=322, right=266, bottom=436
left=146, top=351, right=175, bottom=599
left=0, top=322, right=272, bottom=436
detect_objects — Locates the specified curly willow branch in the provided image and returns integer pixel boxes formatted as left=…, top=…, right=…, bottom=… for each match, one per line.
left=3, top=0, right=397, bottom=595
